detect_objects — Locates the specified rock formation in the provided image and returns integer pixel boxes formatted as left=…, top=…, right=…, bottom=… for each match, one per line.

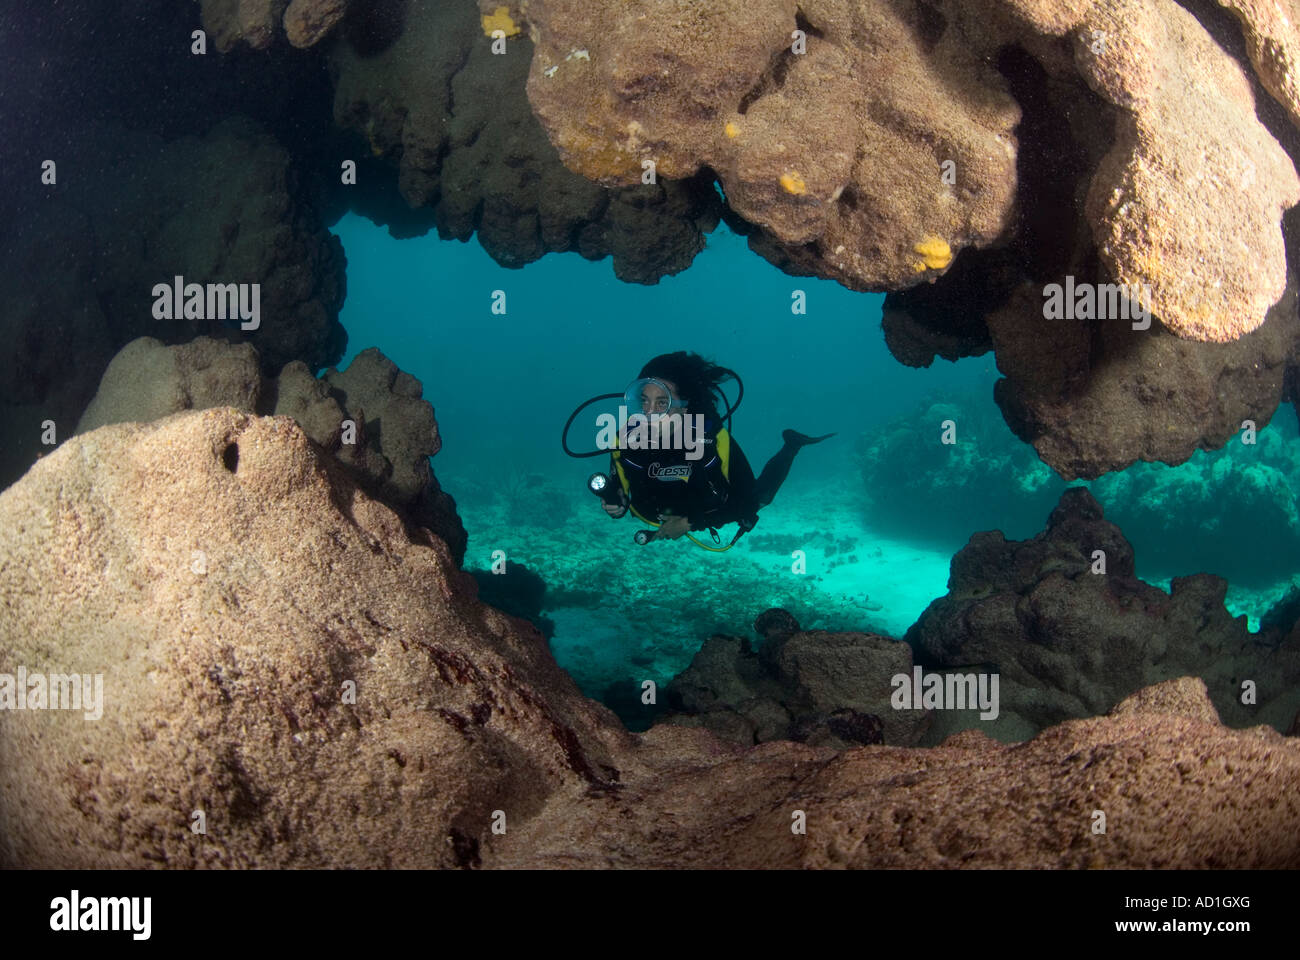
left=74, top=337, right=466, bottom=566
left=172, top=0, right=1300, bottom=480
left=655, top=487, right=1300, bottom=748
left=853, top=386, right=1300, bottom=583
left=486, top=0, right=1300, bottom=477
left=2, top=414, right=1298, bottom=868
left=906, top=487, right=1300, bottom=740
left=0, top=117, right=347, bottom=491
left=3, top=0, right=1300, bottom=871
left=201, top=0, right=351, bottom=51
left=329, top=0, right=722, bottom=283
left=662, top=611, right=930, bottom=749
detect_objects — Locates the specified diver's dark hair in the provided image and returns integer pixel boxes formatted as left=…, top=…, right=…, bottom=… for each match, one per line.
left=638, top=351, right=732, bottom=418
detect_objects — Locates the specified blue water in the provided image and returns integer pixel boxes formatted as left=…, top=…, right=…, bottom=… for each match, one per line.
left=330, top=211, right=1300, bottom=703
left=331, top=212, right=997, bottom=476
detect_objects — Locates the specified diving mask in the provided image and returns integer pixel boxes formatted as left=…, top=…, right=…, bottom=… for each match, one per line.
left=624, top=377, right=686, bottom=419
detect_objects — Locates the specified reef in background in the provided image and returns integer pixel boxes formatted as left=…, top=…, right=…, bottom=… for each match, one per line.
left=657, top=489, right=1300, bottom=748
left=854, top=389, right=1300, bottom=586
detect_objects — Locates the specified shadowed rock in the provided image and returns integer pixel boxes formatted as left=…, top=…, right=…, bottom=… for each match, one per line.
left=329, top=0, right=721, bottom=283
left=906, top=487, right=1300, bottom=738
left=662, top=622, right=931, bottom=749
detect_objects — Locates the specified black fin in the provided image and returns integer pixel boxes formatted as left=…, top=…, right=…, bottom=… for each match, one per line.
left=782, top=429, right=836, bottom=447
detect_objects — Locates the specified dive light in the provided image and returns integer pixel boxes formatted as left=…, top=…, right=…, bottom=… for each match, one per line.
left=588, top=472, right=628, bottom=517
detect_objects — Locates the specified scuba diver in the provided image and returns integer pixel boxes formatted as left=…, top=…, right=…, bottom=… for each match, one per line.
left=562, top=352, right=834, bottom=550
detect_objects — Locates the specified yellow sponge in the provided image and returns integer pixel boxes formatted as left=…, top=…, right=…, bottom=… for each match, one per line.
left=780, top=171, right=807, bottom=195
left=482, top=6, right=520, bottom=36
left=912, top=235, right=952, bottom=271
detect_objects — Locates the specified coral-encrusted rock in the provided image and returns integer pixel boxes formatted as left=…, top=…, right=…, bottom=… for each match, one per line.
left=72, top=338, right=466, bottom=567
left=330, top=0, right=720, bottom=283
left=201, top=0, right=348, bottom=50
left=75, top=337, right=263, bottom=435
left=496, top=680, right=1300, bottom=867
left=906, top=487, right=1300, bottom=738
left=503, top=0, right=1297, bottom=330
left=0, top=409, right=627, bottom=868
left=1080, top=0, right=1298, bottom=342
left=506, top=0, right=1021, bottom=291
left=773, top=631, right=930, bottom=746
left=200, top=0, right=287, bottom=52
left=983, top=0, right=1300, bottom=341
left=322, top=348, right=468, bottom=565
left=989, top=275, right=1300, bottom=480
left=284, top=0, right=348, bottom=48
left=69, top=117, right=347, bottom=377
left=322, top=349, right=441, bottom=507
left=664, top=627, right=930, bottom=749
left=3, top=416, right=1299, bottom=867
left=1219, top=0, right=1300, bottom=131
left=1108, top=677, right=1222, bottom=725
left=877, top=0, right=1300, bottom=477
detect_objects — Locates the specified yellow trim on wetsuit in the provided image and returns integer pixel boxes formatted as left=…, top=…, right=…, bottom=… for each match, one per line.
left=609, top=428, right=739, bottom=552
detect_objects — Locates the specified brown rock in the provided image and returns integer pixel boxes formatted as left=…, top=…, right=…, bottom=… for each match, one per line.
left=331, top=0, right=719, bottom=283
left=907, top=487, right=1300, bottom=737
left=0, top=409, right=627, bottom=868
left=71, top=337, right=467, bottom=567
left=200, top=0, right=288, bottom=52
left=1109, top=677, right=1222, bottom=725
left=665, top=627, right=931, bottom=748
left=1076, top=0, right=1299, bottom=341
left=322, top=348, right=443, bottom=505
left=776, top=631, right=930, bottom=747
left=988, top=273, right=1300, bottom=479
left=4, top=416, right=1299, bottom=868
left=202, top=0, right=351, bottom=50
left=75, top=337, right=263, bottom=436
left=513, top=0, right=1021, bottom=291
left=497, top=686, right=1300, bottom=868
left=1219, top=0, right=1300, bottom=132
left=269, top=360, right=349, bottom=450
left=284, top=0, right=348, bottom=48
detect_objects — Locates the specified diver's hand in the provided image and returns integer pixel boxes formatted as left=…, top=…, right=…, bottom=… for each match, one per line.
left=601, top=501, right=623, bottom=517
left=654, top=515, right=691, bottom=540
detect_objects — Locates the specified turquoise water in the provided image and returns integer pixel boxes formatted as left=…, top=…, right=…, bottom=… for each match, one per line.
left=331, top=212, right=1300, bottom=706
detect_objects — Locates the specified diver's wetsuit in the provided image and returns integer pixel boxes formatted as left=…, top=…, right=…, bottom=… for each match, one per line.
left=613, top=416, right=819, bottom=533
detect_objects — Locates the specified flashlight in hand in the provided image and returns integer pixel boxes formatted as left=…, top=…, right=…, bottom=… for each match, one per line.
left=588, top=472, right=627, bottom=518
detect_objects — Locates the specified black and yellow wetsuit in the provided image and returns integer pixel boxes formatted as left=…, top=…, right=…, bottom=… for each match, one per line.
left=609, top=416, right=829, bottom=538
left=609, top=415, right=760, bottom=534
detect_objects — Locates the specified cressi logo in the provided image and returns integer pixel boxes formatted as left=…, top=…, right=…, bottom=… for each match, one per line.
left=648, top=462, right=692, bottom=480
